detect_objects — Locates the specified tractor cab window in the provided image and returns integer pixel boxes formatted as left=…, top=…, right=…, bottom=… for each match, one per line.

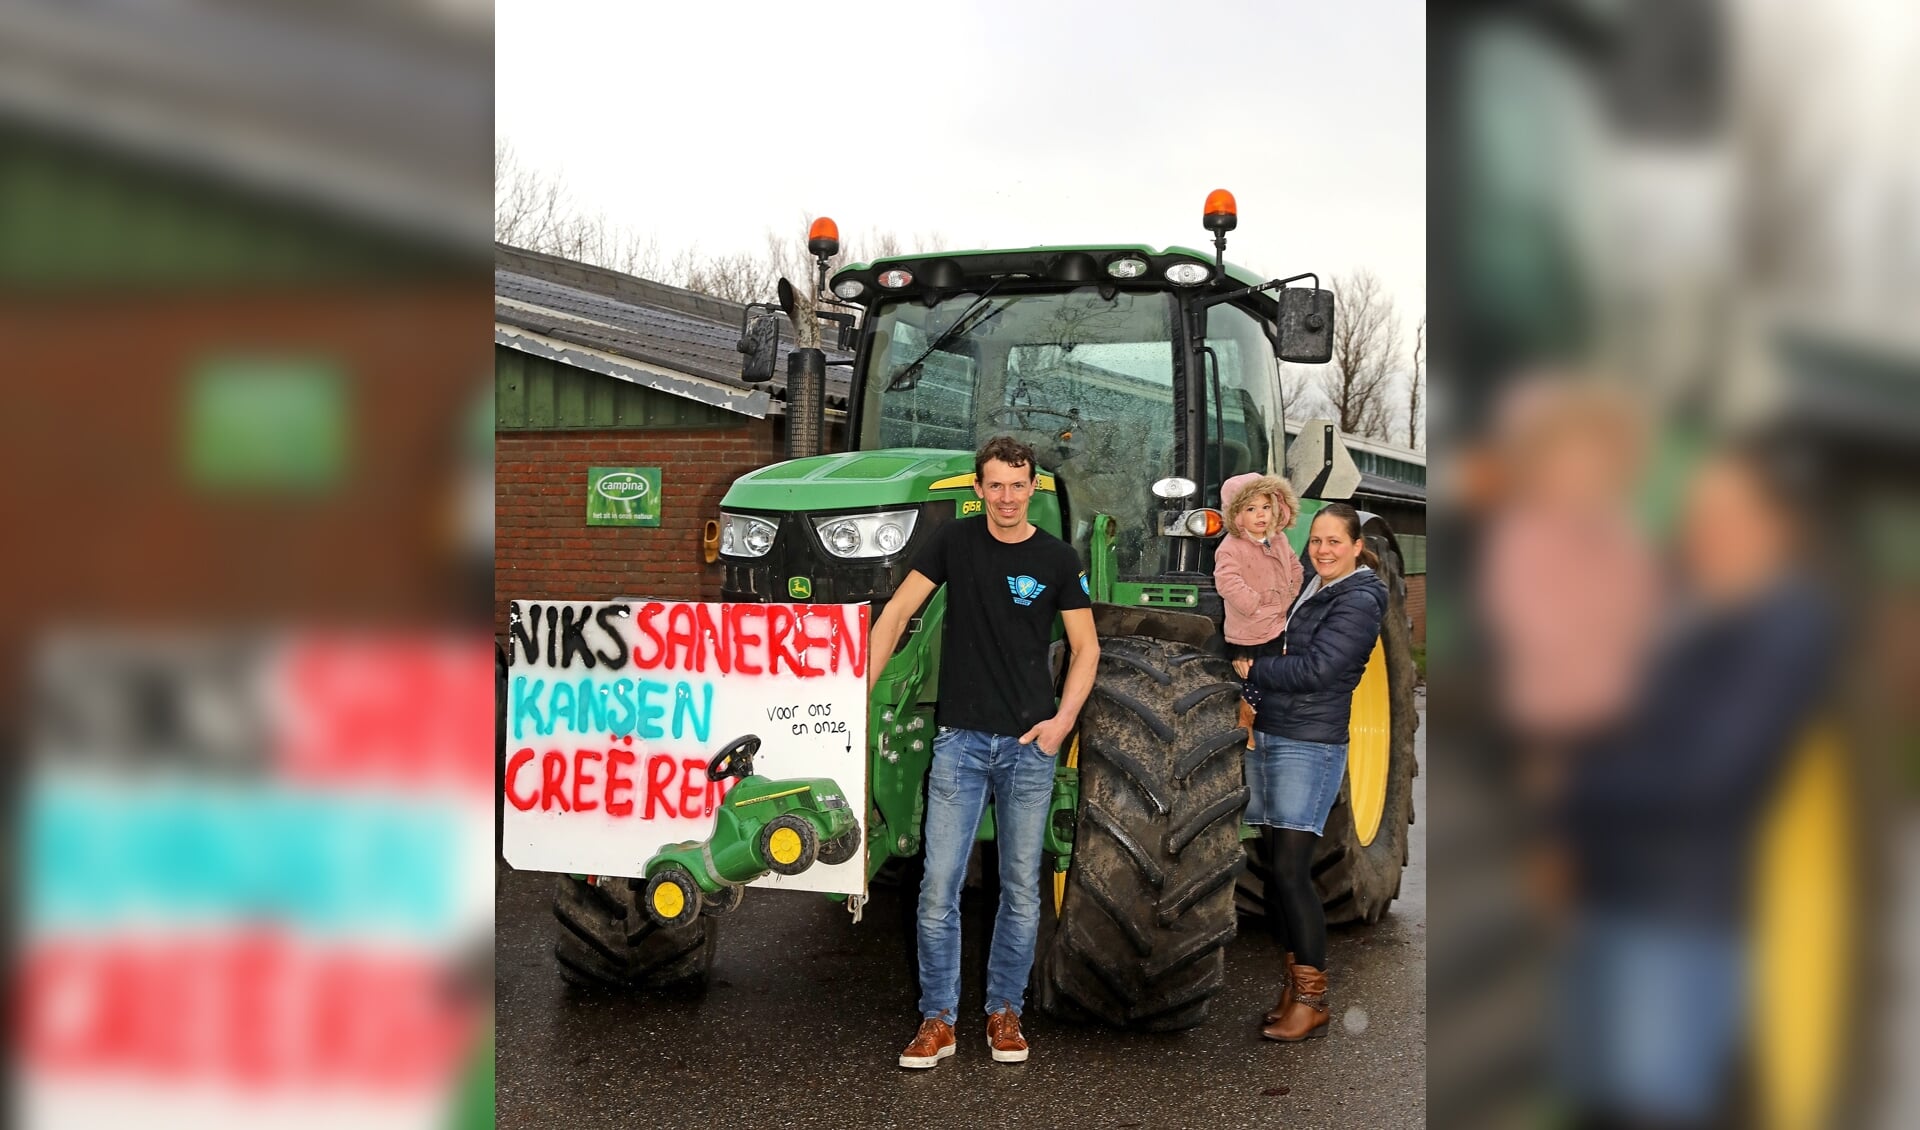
left=1202, top=303, right=1281, bottom=507
left=871, top=320, right=977, bottom=450
left=859, top=287, right=1178, bottom=577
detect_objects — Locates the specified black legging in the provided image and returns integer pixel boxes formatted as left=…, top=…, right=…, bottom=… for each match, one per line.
left=1263, top=826, right=1325, bottom=969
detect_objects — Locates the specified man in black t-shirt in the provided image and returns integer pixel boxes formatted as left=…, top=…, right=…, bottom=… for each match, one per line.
left=869, top=436, right=1098, bottom=1069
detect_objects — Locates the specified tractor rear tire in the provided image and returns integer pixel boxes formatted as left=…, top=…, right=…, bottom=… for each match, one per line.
left=1236, top=537, right=1419, bottom=926
left=1039, top=635, right=1249, bottom=1032
left=551, top=875, right=716, bottom=990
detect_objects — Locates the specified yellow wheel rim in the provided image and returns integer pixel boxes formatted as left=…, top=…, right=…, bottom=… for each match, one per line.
left=1346, top=639, right=1391, bottom=847
left=769, top=826, right=804, bottom=866
left=652, top=879, right=685, bottom=919
left=1754, top=729, right=1851, bottom=1130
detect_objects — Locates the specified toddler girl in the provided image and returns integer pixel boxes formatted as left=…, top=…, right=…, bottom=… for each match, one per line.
left=1215, top=473, right=1304, bottom=738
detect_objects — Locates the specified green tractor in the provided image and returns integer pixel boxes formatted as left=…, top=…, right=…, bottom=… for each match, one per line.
left=553, top=194, right=1419, bottom=1029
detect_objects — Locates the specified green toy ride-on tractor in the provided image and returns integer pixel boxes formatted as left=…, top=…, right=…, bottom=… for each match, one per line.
left=638, top=733, right=863, bottom=928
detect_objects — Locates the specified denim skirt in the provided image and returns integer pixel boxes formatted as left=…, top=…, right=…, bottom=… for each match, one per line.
left=1243, top=731, right=1348, bottom=834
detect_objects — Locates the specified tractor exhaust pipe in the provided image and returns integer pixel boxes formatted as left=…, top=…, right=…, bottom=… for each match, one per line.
left=785, top=347, right=826, bottom=460
left=782, top=216, right=838, bottom=461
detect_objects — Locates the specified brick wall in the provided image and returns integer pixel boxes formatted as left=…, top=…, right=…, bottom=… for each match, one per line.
left=4, top=287, right=488, bottom=627
left=495, top=425, right=782, bottom=637
left=1405, top=574, right=1427, bottom=646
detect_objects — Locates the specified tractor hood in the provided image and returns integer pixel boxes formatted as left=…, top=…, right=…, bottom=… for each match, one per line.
left=722, top=448, right=1055, bottom=513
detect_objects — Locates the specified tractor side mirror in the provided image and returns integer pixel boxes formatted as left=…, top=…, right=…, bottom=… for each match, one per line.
left=738, top=311, right=781, bottom=383
left=1275, top=287, right=1335, bottom=364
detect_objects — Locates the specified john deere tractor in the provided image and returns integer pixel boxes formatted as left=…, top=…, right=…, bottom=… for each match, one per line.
left=553, top=193, right=1418, bottom=1030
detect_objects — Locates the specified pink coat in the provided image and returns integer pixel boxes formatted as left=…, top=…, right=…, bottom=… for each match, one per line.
left=1214, top=531, right=1304, bottom=646
left=1478, top=504, right=1657, bottom=737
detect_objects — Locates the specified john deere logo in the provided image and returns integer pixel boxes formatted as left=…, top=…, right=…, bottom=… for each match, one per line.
left=594, top=472, right=652, bottom=501
left=789, top=577, right=813, bottom=599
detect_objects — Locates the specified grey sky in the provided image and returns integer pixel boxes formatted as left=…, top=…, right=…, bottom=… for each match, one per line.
left=497, top=0, right=1424, bottom=325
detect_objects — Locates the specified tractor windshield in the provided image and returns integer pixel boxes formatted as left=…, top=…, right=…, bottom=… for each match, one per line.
left=857, top=286, right=1178, bottom=574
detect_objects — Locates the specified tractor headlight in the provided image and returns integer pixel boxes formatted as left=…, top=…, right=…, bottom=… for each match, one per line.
left=719, top=512, right=778, bottom=558
left=1163, top=262, right=1211, bottom=286
left=1161, top=508, right=1225, bottom=537
left=812, top=509, right=919, bottom=559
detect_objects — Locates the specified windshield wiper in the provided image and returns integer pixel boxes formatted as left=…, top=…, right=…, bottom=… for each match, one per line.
left=885, top=277, right=1010, bottom=392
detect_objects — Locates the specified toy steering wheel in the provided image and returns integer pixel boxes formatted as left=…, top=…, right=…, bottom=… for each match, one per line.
left=706, top=734, right=762, bottom=782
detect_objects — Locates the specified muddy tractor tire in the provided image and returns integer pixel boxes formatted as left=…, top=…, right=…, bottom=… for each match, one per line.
left=1040, top=636, right=1250, bottom=1031
left=1236, top=535, right=1419, bottom=926
left=551, top=874, right=717, bottom=990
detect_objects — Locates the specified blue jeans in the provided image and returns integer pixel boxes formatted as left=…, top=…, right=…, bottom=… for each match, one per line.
left=1558, top=912, right=1749, bottom=1122
left=917, top=726, right=1057, bottom=1020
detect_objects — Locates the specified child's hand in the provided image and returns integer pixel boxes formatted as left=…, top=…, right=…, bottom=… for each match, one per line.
left=1233, top=657, right=1252, bottom=679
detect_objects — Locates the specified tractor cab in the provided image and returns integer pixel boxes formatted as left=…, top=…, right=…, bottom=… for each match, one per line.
left=721, top=192, right=1336, bottom=618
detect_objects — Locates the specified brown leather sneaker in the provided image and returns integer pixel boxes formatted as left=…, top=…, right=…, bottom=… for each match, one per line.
left=986, top=1003, right=1029, bottom=1063
left=898, top=1016, right=956, bottom=1069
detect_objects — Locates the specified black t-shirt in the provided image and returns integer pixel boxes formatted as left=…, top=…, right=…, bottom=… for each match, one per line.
left=909, top=516, right=1090, bottom=737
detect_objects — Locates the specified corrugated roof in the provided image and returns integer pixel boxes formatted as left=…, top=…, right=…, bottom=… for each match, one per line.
left=495, top=244, right=854, bottom=417
left=1352, top=471, right=1427, bottom=504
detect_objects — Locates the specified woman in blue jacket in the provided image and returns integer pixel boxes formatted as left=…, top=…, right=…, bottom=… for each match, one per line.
left=1233, top=503, right=1387, bottom=1042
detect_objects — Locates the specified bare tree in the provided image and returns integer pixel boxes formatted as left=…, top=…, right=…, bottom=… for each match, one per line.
left=494, top=140, right=658, bottom=273
left=1406, top=316, right=1425, bottom=450
left=681, top=250, right=778, bottom=304
left=1735, top=4, right=1844, bottom=293
left=856, top=227, right=906, bottom=262
left=1321, top=269, right=1403, bottom=441
left=1278, top=361, right=1327, bottom=423
left=499, top=146, right=943, bottom=303
left=494, top=139, right=569, bottom=250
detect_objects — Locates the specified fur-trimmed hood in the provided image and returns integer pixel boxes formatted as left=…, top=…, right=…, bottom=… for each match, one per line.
left=1221, top=472, right=1300, bottom=534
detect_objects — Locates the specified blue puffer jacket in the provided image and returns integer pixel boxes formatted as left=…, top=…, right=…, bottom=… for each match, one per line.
left=1248, top=568, right=1388, bottom=744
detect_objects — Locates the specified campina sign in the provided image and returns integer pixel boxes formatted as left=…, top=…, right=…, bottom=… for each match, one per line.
left=587, top=466, right=661, bottom=526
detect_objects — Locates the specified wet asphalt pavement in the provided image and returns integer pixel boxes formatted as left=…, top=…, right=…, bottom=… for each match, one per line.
left=496, top=696, right=1424, bottom=1129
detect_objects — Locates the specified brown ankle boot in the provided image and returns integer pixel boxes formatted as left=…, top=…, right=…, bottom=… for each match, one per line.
left=1261, top=952, right=1298, bottom=1024
left=1261, top=964, right=1329, bottom=1041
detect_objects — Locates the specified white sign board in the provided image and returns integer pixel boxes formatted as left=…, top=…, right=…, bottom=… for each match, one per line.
left=502, top=600, right=870, bottom=897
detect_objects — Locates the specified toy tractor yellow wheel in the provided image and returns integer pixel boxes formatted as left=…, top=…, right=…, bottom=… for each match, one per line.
left=643, top=866, right=702, bottom=928
left=757, top=814, right=819, bottom=876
